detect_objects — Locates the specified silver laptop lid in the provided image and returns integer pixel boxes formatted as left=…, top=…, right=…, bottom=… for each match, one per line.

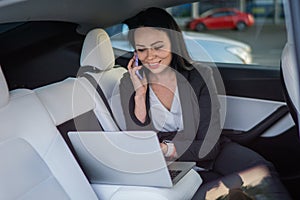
left=68, top=131, right=174, bottom=187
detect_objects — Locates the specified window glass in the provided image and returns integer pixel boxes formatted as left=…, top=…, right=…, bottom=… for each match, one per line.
left=106, top=24, right=133, bottom=53
left=107, top=1, right=286, bottom=68
left=169, top=1, right=286, bottom=68
left=227, top=11, right=236, bottom=16
left=212, top=12, right=228, bottom=17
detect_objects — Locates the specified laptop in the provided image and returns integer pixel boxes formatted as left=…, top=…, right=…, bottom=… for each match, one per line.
left=68, top=130, right=196, bottom=188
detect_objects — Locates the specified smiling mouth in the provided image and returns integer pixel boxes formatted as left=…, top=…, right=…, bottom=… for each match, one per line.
left=147, top=61, right=161, bottom=69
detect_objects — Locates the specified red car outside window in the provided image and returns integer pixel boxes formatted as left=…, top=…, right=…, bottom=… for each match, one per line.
left=188, top=8, right=255, bottom=31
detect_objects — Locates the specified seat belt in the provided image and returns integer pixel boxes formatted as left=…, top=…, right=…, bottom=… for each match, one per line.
left=79, top=68, right=121, bottom=131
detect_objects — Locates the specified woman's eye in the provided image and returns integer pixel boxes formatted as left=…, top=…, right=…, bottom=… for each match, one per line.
left=136, top=49, right=145, bottom=52
left=154, top=45, right=164, bottom=50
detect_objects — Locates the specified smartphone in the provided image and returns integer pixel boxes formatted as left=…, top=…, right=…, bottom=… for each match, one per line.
left=134, top=54, right=143, bottom=80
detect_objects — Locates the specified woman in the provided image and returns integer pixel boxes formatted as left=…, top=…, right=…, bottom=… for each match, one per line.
left=119, top=7, right=291, bottom=199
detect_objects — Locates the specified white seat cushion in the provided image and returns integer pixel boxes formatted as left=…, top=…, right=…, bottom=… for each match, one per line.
left=0, top=88, right=98, bottom=200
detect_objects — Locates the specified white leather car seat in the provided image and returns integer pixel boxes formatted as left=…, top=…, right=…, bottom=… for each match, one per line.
left=0, top=66, right=98, bottom=200
left=79, top=28, right=127, bottom=131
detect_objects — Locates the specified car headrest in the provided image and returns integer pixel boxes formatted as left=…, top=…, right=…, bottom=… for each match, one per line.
left=80, top=28, right=115, bottom=71
left=0, top=66, right=9, bottom=108
left=281, top=43, right=300, bottom=125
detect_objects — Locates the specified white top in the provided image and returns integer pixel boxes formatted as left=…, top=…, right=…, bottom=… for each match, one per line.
left=149, top=86, right=184, bottom=132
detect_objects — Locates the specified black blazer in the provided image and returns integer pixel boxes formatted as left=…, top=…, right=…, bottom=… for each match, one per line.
left=119, top=63, right=222, bottom=168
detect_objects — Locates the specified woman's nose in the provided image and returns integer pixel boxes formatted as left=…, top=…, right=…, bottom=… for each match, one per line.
left=146, top=48, right=156, bottom=60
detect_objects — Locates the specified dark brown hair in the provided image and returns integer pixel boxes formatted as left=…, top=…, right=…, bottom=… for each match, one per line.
left=124, top=7, right=193, bottom=71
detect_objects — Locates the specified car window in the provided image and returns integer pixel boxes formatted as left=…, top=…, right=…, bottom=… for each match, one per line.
left=106, top=24, right=129, bottom=37
left=212, top=11, right=228, bottom=18
left=170, top=2, right=287, bottom=69
left=227, top=11, right=236, bottom=16
left=106, top=24, right=132, bottom=51
left=108, top=2, right=287, bottom=69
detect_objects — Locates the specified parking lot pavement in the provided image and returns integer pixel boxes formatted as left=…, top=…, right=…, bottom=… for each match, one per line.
left=183, top=23, right=287, bottom=67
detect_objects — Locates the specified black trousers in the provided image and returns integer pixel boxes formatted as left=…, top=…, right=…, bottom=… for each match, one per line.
left=192, top=140, right=291, bottom=200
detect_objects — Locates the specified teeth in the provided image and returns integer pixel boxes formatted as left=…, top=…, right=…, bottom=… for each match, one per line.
left=149, top=63, right=158, bottom=66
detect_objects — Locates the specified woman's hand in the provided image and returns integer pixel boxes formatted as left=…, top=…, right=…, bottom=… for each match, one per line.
left=160, top=142, right=178, bottom=159
left=160, top=142, right=168, bottom=155
left=127, top=54, right=148, bottom=123
left=127, top=54, right=147, bottom=96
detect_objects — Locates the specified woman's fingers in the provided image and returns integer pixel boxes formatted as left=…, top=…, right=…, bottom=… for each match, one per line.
left=127, top=57, right=134, bottom=71
left=127, top=56, right=140, bottom=76
left=127, top=55, right=147, bottom=93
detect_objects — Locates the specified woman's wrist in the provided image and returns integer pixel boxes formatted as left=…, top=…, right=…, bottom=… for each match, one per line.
left=134, top=94, right=147, bottom=123
left=160, top=143, right=168, bottom=154
left=134, top=93, right=146, bottom=101
left=162, top=140, right=177, bottom=158
left=134, top=86, right=146, bottom=98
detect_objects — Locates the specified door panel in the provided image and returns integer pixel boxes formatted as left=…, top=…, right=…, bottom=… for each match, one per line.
left=219, top=95, right=294, bottom=136
left=211, top=63, right=291, bottom=140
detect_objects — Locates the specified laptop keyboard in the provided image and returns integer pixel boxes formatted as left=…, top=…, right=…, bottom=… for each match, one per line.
left=169, top=170, right=182, bottom=180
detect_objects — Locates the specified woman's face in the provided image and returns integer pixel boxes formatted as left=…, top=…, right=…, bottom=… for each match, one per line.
left=134, top=27, right=172, bottom=74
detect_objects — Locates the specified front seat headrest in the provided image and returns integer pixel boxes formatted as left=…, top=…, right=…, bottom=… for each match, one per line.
left=80, top=28, right=115, bottom=71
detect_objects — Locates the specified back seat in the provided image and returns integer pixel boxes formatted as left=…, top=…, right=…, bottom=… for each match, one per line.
left=0, top=67, right=98, bottom=199
left=35, top=77, right=102, bottom=156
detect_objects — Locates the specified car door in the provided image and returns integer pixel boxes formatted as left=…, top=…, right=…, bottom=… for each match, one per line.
left=207, top=11, right=232, bottom=29
left=213, top=63, right=292, bottom=141
left=225, top=11, right=237, bottom=28
left=211, top=61, right=300, bottom=199
left=203, top=22, right=299, bottom=199
left=204, top=12, right=227, bottom=29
